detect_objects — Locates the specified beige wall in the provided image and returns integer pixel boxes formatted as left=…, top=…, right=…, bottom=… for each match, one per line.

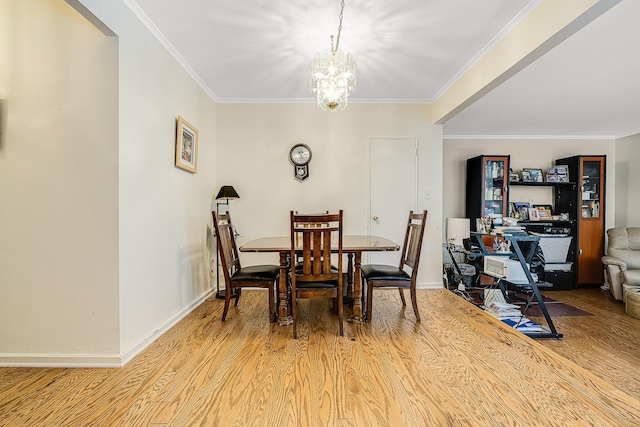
left=217, top=103, right=444, bottom=287
left=614, top=133, right=640, bottom=227
left=0, top=0, right=219, bottom=366
left=442, top=138, right=616, bottom=234
left=0, top=0, right=120, bottom=362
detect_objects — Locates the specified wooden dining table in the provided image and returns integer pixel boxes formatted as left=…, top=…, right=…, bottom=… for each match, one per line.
left=239, top=235, right=400, bottom=325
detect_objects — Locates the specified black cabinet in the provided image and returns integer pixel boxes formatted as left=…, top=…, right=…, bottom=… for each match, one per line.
left=465, top=155, right=510, bottom=229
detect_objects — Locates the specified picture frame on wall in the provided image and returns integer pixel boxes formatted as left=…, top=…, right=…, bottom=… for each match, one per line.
left=175, top=116, right=199, bottom=173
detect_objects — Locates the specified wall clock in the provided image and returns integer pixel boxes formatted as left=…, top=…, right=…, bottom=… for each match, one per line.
left=289, top=143, right=312, bottom=181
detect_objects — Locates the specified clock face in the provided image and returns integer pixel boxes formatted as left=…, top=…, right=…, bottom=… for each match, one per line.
left=290, top=144, right=312, bottom=166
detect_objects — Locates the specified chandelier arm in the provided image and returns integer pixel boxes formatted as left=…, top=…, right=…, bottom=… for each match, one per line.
left=334, top=0, right=345, bottom=54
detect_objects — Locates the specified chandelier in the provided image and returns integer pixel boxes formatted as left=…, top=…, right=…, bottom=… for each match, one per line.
left=309, top=0, right=356, bottom=112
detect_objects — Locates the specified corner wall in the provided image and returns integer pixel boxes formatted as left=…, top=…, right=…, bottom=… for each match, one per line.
left=77, top=0, right=219, bottom=361
left=614, top=133, right=640, bottom=227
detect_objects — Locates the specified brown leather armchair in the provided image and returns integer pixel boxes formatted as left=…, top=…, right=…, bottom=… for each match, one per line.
left=602, top=227, right=640, bottom=301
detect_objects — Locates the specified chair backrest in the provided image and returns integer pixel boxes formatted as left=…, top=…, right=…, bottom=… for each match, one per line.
left=290, top=210, right=343, bottom=284
left=212, top=211, right=241, bottom=282
left=607, top=227, right=640, bottom=269
left=399, top=210, right=428, bottom=277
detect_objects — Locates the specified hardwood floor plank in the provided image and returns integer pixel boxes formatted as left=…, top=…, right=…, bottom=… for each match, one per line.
left=1, top=288, right=639, bottom=426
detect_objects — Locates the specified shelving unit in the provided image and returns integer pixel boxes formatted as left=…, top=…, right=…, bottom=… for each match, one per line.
left=465, top=155, right=510, bottom=229
left=472, top=232, right=563, bottom=339
left=555, top=155, right=606, bottom=286
left=510, top=180, right=578, bottom=290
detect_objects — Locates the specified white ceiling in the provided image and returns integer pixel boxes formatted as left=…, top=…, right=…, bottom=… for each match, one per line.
left=127, top=0, right=639, bottom=139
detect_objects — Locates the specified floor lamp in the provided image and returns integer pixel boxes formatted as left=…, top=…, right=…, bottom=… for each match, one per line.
left=215, top=185, right=240, bottom=299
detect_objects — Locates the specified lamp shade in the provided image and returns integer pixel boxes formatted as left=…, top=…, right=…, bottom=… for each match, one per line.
left=446, top=218, right=470, bottom=246
left=215, top=185, right=239, bottom=200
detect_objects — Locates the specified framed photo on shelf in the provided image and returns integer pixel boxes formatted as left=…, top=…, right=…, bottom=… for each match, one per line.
left=514, top=202, right=530, bottom=221
left=537, top=208, right=552, bottom=220
left=533, top=204, right=553, bottom=213
left=509, top=172, right=520, bottom=182
left=529, top=207, right=540, bottom=221
left=524, top=168, right=544, bottom=182
left=550, top=165, right=569, bottom=182
left=521, top=170, right=532, bottom=182
left=175, top=116, right=199, bottom=173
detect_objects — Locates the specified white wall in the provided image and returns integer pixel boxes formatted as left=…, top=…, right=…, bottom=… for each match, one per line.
left=216, top=104, right=444, bottom=287
left=0, top=0, right=120, bottom=363
left=442, top=138, right=616, bottom=234
left=77, top=0, right=219, bottom=361
left=614, top=133, right=640, bottom=227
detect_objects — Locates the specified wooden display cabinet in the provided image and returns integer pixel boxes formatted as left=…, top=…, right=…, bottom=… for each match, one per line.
left=554, top=155, right=606, bottom=286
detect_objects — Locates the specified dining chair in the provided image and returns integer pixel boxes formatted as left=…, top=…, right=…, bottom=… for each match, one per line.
left=361, top=210, right=428, bottom=322
left=212, top=211, right=280, bottom=322
left=290, top=210, right=344, bottom=339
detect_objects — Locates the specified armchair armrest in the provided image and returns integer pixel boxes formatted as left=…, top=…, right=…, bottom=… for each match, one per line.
left=602, top=256, right=627, bottom=270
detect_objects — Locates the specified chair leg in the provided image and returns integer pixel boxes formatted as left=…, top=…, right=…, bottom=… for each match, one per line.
left=338, top=295, right=344, bottom=337
left=410, top=287, right=420, bottom=321
left=234, top=288, right=242, bottom=306
left=222, top=285, right=232, bottom=321
left=366, top=281, right=373, bottom=322
left=398, top=288, right=407, bottom=306
left=292, top=293, right=298, bottom=339
left=268, top=283, right=276, bottom=323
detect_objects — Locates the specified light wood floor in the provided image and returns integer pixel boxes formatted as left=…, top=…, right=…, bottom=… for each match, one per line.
left=1, top=287, right=639, bottom=426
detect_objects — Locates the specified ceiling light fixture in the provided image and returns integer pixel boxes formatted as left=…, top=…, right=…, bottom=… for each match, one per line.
left=309, top=0, right=356, bottom=112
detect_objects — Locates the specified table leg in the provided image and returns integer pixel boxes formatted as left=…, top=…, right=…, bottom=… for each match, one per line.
left=277, top=251, right=292, bottom=325
left=343, top=253, right=355, bottom=307
left=349, top=251, right=365, bottom=323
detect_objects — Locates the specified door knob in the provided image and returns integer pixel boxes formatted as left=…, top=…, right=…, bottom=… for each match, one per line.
left=373, top=216, right=379, bottom=221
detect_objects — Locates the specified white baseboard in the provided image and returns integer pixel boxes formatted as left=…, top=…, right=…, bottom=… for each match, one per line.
left=0, top=290, right=214, bottom=368
left=120, top=289, right=213, bottom=366
left=0, top=353, right=123, bottom=368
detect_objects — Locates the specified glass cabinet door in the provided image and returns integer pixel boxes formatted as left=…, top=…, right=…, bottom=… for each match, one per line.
left=483, top=157, right=508, bottom=217
left=580, top=159, right=603, bottom=218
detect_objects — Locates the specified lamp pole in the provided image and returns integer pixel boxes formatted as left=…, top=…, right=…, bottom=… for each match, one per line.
left=214, top=186, right=240, bottom=299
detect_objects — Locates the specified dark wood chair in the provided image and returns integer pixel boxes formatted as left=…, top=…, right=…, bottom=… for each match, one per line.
left=290, top=210, right=344, bottom=339
left=361, top=210, right=428, bottom=322
left=212, top=211, right=280, bottom=322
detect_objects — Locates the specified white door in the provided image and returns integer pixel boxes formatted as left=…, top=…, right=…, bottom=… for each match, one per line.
left=369, top=138, right=418, bottom=264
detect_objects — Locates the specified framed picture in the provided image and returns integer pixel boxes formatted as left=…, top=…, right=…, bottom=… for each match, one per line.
left=521, top=170, right=532, bottom=182
left=525, top=168, right=544, bottom=182
left=533, top=204, right=553, bottom=214
left=175, top=116, right=199, bottom=173
left=509, top=172, right=520, bottom=182
left=537, top=208, right=552, bottom=220
left=529, top=207, right=540, bottom=221
left=514, top=202, right=530, bottom=221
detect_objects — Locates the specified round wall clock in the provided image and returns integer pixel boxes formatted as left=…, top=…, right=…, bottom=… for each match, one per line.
left=289, top=144, right=311, bottom=181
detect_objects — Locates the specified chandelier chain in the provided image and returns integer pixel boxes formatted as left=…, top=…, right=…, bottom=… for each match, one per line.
left=333, top=0, right=345, bottom=55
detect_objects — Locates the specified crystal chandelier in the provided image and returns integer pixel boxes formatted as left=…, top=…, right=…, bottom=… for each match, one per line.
left=309, top=0, right=356, bottom=112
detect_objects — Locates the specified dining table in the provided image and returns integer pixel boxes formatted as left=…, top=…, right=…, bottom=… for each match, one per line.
left=239, top=235, right=400, bottom=325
